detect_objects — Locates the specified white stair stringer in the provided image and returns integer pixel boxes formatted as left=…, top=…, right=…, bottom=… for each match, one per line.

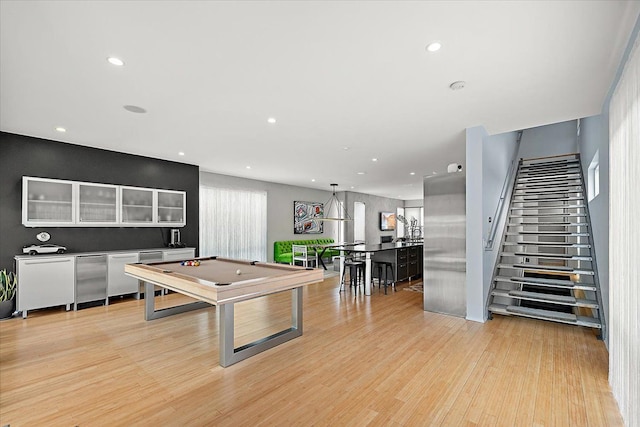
left=486, top=153, right=606, bottom=340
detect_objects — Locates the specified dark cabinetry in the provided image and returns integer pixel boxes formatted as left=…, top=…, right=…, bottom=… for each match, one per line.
left=372, top=245, right=422, bottom=282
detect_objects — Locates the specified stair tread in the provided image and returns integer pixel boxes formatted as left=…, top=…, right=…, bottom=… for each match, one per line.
left=515, top=190, right=583, bottom=195
left=521, top=158, right=580, bottom=167
left=494, top=275, right=596, bottom=290
left=491, top=289, right=598, bottom=307
left=519, top=165, right=580, bottom=175
left=503, top=241, right=591, bottom=247
left=511, top=205, right=586, bottom=210
left=513, top=196, right=584, bottom=202
left=500, top=252, right=592, bottom=260
left=508, top=222, right=589, bottom=226
left=510, top=213, right=587, bottom=217
left=497, top=263, right=595, bottom=275
left=505, top=231, right=589, bottom=235
left=489, top=304, right=602, bottom=328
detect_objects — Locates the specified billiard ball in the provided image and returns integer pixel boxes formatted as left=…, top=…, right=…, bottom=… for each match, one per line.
left=236, top=269, right=242, bottom=275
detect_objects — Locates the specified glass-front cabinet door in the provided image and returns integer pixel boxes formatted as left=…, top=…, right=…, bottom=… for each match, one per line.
left=157, top=190, right=186, bottom=226
left=120, top=187, right=154, bottom=224
left=23, top=177, right=75, bottom=225
left=78, top=183, right=118, bottom=225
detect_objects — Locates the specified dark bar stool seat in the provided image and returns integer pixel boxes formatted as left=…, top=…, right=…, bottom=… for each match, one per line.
left=341, top=258, right=365, bottom=294
left=374, top=261, right=394, bottom=294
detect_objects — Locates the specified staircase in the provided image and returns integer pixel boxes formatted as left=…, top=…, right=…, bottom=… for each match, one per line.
left=487, top=153, right=606, bottom=339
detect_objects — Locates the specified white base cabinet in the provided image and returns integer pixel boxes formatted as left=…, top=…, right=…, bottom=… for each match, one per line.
left=15, top=248, right=196, bottom=317
left=17, top=256, right=75, bottom=318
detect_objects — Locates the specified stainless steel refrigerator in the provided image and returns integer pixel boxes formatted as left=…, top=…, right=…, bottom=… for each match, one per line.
left=423, top=172, right=466, bottom=317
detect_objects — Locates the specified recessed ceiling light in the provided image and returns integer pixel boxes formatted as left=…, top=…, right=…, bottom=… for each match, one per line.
left=107, top=57, right=124, bottom=66
left=123, top=105, right=147, bottom=113
left=311, top=179, right=316, bottom=182
left=178, top=152, right=185, bottom=156
left=55, top=126, right=66, bottom=133
left=246, top=166, right=251, bottom=169
left=343, top=147, right=350, bottom=151
left=267, top=117, right=276, bottom=124
left=357, top=172, right=365, bottom=175
left=350, top=186, right=355, bottom=189
left=449, top=81, right=466, bottom=91
left=432, top=171, right=437, bottom=175
left=372, top=158, right=378, bottom=162
left=426, top=41, right=442, bottom=52
left=410, top=172, right=415, bottom=175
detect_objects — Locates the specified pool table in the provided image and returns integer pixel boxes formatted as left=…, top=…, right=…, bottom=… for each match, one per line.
left=125, top=256, right=323, bottom=367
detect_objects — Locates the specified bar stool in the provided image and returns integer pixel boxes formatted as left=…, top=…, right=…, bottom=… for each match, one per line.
left=374, top=261, right=394, bottom=294
left=341, top=258, right=365, bottom=294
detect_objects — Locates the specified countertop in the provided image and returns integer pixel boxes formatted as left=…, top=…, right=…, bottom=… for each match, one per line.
left=14, top=247, right=196, bottom=260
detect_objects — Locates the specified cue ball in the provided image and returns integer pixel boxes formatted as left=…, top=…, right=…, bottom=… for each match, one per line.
left=236, top=269, right=242, bottom=275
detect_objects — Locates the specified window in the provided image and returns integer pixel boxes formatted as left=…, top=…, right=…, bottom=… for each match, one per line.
left=199, top=186, right=267, bottom=261
left=588, top=150, right=600, bottom=201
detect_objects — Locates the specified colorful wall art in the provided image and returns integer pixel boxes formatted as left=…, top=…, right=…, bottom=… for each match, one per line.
left=294, top=201, right=323, bottom=234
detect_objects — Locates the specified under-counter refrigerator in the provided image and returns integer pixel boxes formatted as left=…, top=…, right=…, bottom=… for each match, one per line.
left=423, top=172, right=466, bottom=317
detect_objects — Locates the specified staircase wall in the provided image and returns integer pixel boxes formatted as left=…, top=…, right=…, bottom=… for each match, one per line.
left=465, top=126, right=518, bottom=322
left=578, top=114, right=610, bottom=345
left=517, top=120, right=579, bottom=159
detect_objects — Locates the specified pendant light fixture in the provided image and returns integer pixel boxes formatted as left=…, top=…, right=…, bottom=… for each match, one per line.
left=322, top=184, right=352, bottom=221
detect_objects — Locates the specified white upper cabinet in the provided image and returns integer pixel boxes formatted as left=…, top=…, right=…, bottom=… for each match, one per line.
left=78, top=182, right=119, bottom=225
left=23, top=177, right=75, bottom=226
left=157, top=190, right=186, bottom=225
left=120, top=186, right=155, bottom=225
left=22, top=177, right=186, bottom=227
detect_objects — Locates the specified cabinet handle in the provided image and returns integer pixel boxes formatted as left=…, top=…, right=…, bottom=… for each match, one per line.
left=24, top=258, right=71, bottom=265
left=111, top=255, right=138, bottom=259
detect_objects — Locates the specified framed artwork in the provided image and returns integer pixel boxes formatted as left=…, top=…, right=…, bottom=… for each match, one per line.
left=380, top=212, right=396, bottom=231
left=294, top=201, right=323, bottom=234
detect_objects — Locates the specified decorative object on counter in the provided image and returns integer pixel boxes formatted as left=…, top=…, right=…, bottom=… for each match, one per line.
left=294, top=200, right=323, bottom=234
left=169, top=229, right=185, bottom=247
left=36, top=231, right=51, bottom=242
left=397, top=215, right=422, bottom=240
left=0, top=269, right=17, bottom=319
left=22, top=244, right=67, bottom=255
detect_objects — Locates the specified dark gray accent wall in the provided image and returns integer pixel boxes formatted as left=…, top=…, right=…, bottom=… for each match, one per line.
left=0, top=132, right=199, bottom=270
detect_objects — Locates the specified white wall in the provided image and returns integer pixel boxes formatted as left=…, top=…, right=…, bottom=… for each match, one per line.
left=199, top=171, right=337, bottom=262
left=466, top=126, right=519, bottom=323
left=517, top=120, right=578, bottom=159
left=482, top=131, right=520, bottom=303
left=465, top=126, right=487, bottom=322
left=578, top=114, right=610, bottom=344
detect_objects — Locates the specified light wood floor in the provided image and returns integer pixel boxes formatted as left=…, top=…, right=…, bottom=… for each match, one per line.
left=0, top=276, right=622, bottom=426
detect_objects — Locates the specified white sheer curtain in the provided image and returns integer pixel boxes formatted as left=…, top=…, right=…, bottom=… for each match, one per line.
left=199, top=186, right=267, bottom=262
left=609, top=30, right=639, bottom=427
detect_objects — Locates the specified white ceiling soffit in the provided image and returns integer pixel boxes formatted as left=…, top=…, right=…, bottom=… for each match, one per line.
left=1, top=1, right=639, bottom=200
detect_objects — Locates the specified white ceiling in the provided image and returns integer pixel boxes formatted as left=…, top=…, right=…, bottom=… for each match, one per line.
left=1, top=1, right=638, bottom=200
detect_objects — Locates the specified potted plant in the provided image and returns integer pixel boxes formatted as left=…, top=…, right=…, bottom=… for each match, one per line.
left=0, top=269, right=17, bottom=319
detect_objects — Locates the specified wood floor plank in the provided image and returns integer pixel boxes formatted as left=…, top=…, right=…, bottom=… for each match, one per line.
left=0, top=276, right=622, bottom=426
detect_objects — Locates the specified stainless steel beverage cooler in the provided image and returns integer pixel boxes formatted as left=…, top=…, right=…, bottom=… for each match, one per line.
left=75, top=254, right=108, bottom=305
left=423, top=172, right=466, bottom=317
